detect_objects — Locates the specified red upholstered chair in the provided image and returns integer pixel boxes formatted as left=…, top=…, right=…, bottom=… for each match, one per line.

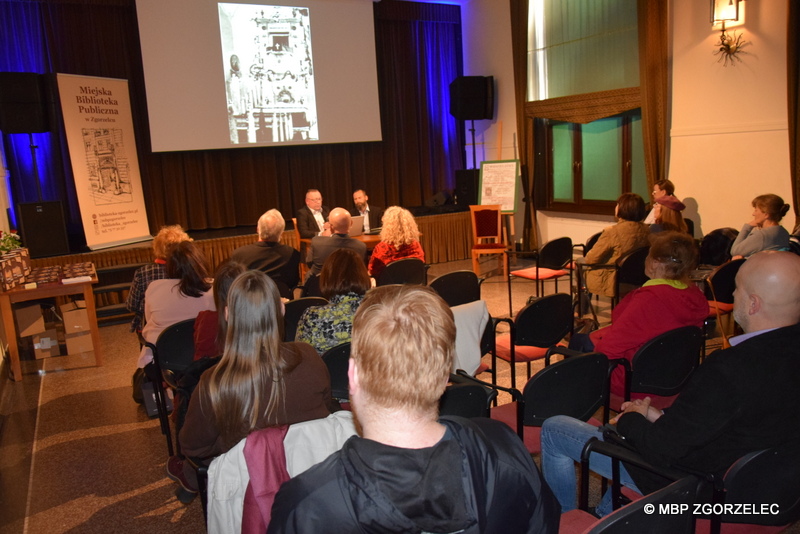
left=578, top=437, right=800, bottom=534
left=506, top=237, right=573, bottom=316
left=489, top=351, right=608, bottom=454
left=560, top=476, right=700, bottom=534
left=469, top=205, right=508, bottom=280
left=493, top=292, right=573, bottom=390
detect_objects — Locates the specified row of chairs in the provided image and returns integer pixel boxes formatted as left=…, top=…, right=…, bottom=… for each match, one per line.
left=458, top=324, right=704, bottom=455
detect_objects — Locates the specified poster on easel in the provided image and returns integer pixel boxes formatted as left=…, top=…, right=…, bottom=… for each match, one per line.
left=478, top=159, right=519, bottom=213
left=56, top=74, right=151, bottom=250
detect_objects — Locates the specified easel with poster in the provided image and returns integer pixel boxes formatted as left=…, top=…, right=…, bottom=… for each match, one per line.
left=479, top=159, right=519, bottom=248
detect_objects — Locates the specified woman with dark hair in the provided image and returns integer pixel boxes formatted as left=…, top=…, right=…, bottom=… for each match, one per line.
left=731, top=194, right=791, bottom=259
left=581, top=193, right=650, bottom=298
left=180, top=270, right=333, bottom=465
left=572, top=232, right=708, bottom=398
left=650, top=195, right=688, bottom=234
left=137, top=240, right=215, bottom=368
left=193, top=260, right=247, bottom=360
left=296, top=248, right=371, bottom=354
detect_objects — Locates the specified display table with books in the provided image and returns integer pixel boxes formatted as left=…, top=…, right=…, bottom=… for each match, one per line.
left=0, top=257, right=102, bottom=382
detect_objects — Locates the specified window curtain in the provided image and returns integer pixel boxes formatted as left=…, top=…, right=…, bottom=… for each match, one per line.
left=0, top=0, right=463, bottom=241
left=789, top=0, right=800, bottom=231
left=509, top=0, right=669, bottom=246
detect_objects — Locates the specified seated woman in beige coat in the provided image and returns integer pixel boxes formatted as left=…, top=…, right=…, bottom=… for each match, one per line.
left=581, top=193, right=650, bottom=299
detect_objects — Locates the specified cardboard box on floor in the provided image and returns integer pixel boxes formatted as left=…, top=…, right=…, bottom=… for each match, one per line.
left=15, top=304, right=46, bottom=337
left=60, top=300, right=93, bottom=354
left=33, top=329, right=60, bottom=359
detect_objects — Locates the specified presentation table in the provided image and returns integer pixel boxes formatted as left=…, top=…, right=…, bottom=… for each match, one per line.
left=0, top=273, right=103, bottom=382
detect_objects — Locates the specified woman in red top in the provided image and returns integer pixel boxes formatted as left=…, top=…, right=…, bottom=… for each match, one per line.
left=368, top=206, right=424, bottom=278
left=578, top=231, right=709, bottom=398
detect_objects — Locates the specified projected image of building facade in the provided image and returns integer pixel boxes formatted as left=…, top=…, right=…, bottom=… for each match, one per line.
left=219, top=4, right=319, bottom=144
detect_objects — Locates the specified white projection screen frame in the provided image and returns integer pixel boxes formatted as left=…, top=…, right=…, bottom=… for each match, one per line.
left=136, top=0, right=382, bottom=152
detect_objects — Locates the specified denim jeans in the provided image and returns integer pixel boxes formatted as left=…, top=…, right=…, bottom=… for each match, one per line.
left=540, top=415, right=640, bottom=515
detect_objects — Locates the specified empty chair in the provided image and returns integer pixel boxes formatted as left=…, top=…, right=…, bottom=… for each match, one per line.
left=429, top=270, right=482, bottom=306
left=469, top=204, right=508, bottom=280
left=321, top=342, right=350, bottom=402
left=699, top=227, right=739, bottom=266
left=609, top=325, right=704, bottom=412
left=506, top=236, right=573, bottom=316
left=282, top=297, right=327, bottom=342
left=375, top=257, right=428, bottom=286
left=142, top=318, right=197, bottom=457
left=493, top=292, right=573, bottom=390
left=488, top=351, right=609, bottom=454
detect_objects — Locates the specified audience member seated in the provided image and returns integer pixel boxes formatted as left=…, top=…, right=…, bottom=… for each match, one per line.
left=368, top=206, right=425, bottom=279
left=541, top=251, right=800, bottom=516
left=307, top=208, right=367, bottom=278
left=730, top=193, right=791, bottom=259
left=230, top=209, right=300, bottom=288
left=166, top=261, right=248, bottom=493
left=269, top=285, right=561, bottom=533
left=296, top=189, right=330, bottom=238
left=570, top=232, right=708, bottom=398
left=177, top=271, right=336, bottom=495
left=643, top=179, right=675, bottom=224
left=580, top=193, right=650, bottom=299
left=350, top=188, right=384, bottom=234
left=126, top=224, right=191, bottom=333
left=137, top=241, right=215, bottom=369
left=649, top=195, right=688, bottom=234
left=193, top=260, right=246, bottom=361
left=296, top=249, right=370, bottom=354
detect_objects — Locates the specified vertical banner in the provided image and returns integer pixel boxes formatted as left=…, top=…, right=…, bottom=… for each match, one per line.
left=56, top=74, right=151, bottom=250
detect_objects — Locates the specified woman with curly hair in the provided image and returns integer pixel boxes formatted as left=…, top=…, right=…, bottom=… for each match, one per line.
left=368, top=206, right=425, bottom=278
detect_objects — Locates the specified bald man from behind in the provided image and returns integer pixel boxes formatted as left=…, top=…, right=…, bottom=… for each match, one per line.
left=307, top=207, right=367, bottom=278
left=540, top=251, right=800, bottom=514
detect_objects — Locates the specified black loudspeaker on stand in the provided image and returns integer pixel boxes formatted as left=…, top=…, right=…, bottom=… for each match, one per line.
left=449, top=76, right=494, bottom=121
left=449, top=75, right=494, bottom=170
left=0, top=72, right=52, bottom=134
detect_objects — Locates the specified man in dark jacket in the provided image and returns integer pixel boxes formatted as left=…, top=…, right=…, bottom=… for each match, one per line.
left=296, top=189, right=330, bottom=238
left=349, top=189, right=384, bottom=233
left=306, top=208, right=366, bottom=278
left=269, top=285, right=560, bottom=533
left=540, top=250, right=800, bottom=515
left=230, top=209, right=300, bottom=288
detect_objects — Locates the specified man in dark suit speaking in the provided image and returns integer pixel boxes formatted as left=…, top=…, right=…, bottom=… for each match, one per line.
left=350, top=189, right=384, bottom=233
left=296, top=189, right=330, bottom=238
left=307, top=207, right=367, bottom=278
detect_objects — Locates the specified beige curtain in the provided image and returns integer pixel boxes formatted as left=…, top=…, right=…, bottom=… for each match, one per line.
left=509, top=0, right=670, bottom=244
left=638, top=0, right=670, bottom=191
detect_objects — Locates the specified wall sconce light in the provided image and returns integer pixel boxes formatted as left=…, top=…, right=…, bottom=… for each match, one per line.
left=710, top=0, right=748, bottom=66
